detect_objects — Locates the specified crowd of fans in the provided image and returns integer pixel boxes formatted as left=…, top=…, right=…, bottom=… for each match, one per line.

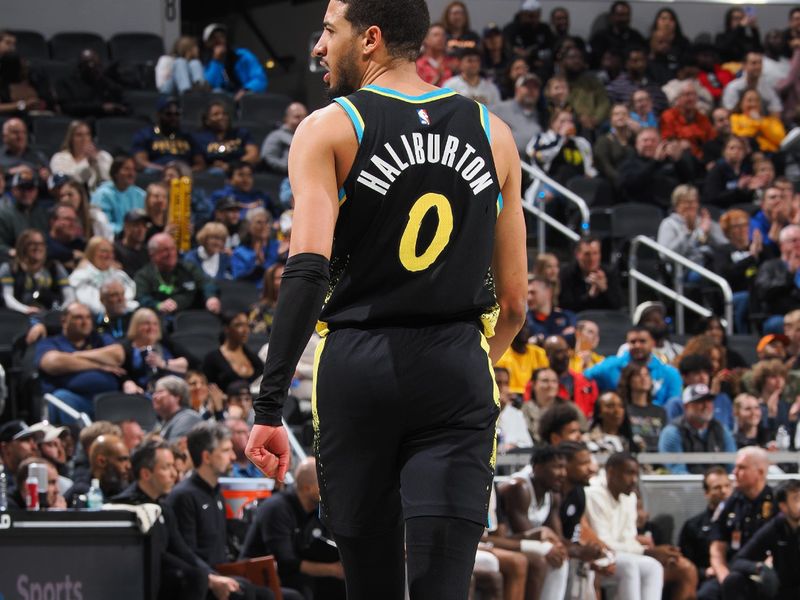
left=2, top=1, right=800, bottom=599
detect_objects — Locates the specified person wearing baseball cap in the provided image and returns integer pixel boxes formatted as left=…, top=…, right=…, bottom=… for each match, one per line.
left=493, top=71, right=543, bottom=155
left=503, top=0, right=555, bottom=69
left=657, top=383, right=737, bottom=474
left=202, top=21, right=267, bottom=100
left=131, top=98, right=197, bottom=171
left=0, top=165, right=50, bottom=260
left=0, top=420, right=42, bottom=497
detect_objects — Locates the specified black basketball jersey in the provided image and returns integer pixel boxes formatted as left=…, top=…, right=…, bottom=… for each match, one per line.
left=318, top=84, right=502, bottom=335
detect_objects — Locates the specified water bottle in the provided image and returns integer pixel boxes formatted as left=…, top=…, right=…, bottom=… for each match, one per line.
left=86, top=478, right=104, bottom=509
left=0, top=464, right=7, bottom=512
left=776, top=426, right=791, bottom=451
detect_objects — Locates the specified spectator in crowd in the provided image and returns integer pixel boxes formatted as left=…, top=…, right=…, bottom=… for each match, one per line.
left=678, top=466, right=733, bottom=585
left=502, top=0, right=555, bottom=69
left=619, top=127, right=695, bottom=209
left=58, top=179, right=113, bottom=241
left=585, top=452, right=696, bottom=600
left=56, top=49, right=128, bottom=118
left=155, top=35, right=208, bottom=96
left=186, top=370, right=226, bottom=420
left=35, top=302, right=120, bottom=422
left=592, top=103, right=636, bottom=191
left=0, top=30, right=15, bottom=56
left=68, top=237, right=137, bottom=315
left=649, top=8, right=690, bottom=61
left=152, top=375, right=203, bottom=442
left=115, top=419, right=144, bottom=453
left=561, top=45, right=609, bottom=134
left=135, top=232, right=221, bottom=316
left=749, top=358, right=792, bottom=435
left=495, top=365, right=534, bottom=451
left=778, top=34, right=800, bottom=124
left=658, top=383, right=737, bottom=474
left=93, top=278, right=134, bottom=340
left=703, top=447, right=775, bottom=600
left=585, top=391, right=635, bottom=454
left=585, top=326, right=683, bottom=406
left=225, top=417, right=261, bottom=478
left=11, top=457, right=65, bottom=510
left=249, top=261, right=284, bottom=335
left=664, top=353, right=734, bottom=430
left=0, top=420, right=41, bottom=497
left=225, top=380, right=255, bottom=425
left=49, top=121, right=112, bottom=191
left=533, top=252, right=560, bottom=296
left=526, top=277, right=575, bottom=341
left=0, top=118, right=49, bottom=178
left=732, top=393, right=773, bottom=449
left=111, top=440, right=210, bottom=600
left=213, top=197, right=243, bottom=250
left=440, top=1, right=480, bottom=54
left=786, top=6, right=800, bottom=47
left=722, top=52, right=782, bottom=115
left=783, top=309, right=800, bottom=369
left=241, top=457, right=345, bottom=598
left=694, top=46, right=734, bottom=108
left=0, top=169, right=50, bottom=260
left=660, top=82, right=716, bottom=159
left=231, top=207, right=279, bottom=283
left=443, top=47, right=501, bottom=107
left=202, top=310, right=263, bottom=390
left=499, top=447, right=572, bottom=600
left=629, top=89, right=658, bottom=131
left=751, top=186, right=790, bottom=257
left=192, top=101, right=259, bottom=174
left=543, top=74, right=570, bottom=122
left=630, top=301, right=685, bottom=364
left=480, top=23, right=509, bottom=85
left=493, top=73, right=543, bottom=156
left=543, top=334, right=597, bottom=418
left=731, top=89, right=786, bottom=154
left=755, top=224, right=800, bottom=328
left=0, top=51, right=53, bottom=118
left=45, top=202, right=84, bottom=270
left=65, top=433, right=131, bottom=505
left=724, top=480, right=800, bottom=600
left=0, top=228, right=73, bottom=321
left=570, top=319, right=604, bottom=373
left=90, top=155, right=145, bottom=235
left=211, top=161, right=277, bottom=218
left=202, top=23, right=267, bottom=99
left=714, top=209, right=764, bottom=333
left=169, top=422, right=287, bottom=600
left=697, top=315, right=749, bottom=369
left=549, top=6, right=578, bottom=46
left=260, top=102, right=308, bottom=175
left=606, top=46, right=669, bottom=114
left=140, top=182, right=170, bottom=241
left=716, top=7, right=762, bottom=63
left=617, top=363, right=667, bottom=452
left=559, top=236, right=624, bottom=313
left=114, top=209, right=150, bottom=277
left=497, top=57, right=530, bottom=100
left=657, top=184, right=726, bottom=271
left=539, top=402, right=583, bottom=445
left=762, top=29, right=791, bottom=90
left=132, top=98, right=197, bottom=172
left=522, top=367, right=560, bottom=442
left=415, top=23, right=455, bottom=87
left=183, top=221, right=232, bottom=281
left=703, top=136, right=760, bottom=209
left=588, top=0, right=646, bottom=68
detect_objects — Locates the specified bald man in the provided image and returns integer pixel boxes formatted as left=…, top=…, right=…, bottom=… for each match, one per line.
left=700, top=447, right=776, bottom=600
left=65, top=433, right=132, bottom=506
left=241, top=457, right=345, bottom=599
left=260, top=102, right=309, bottom=174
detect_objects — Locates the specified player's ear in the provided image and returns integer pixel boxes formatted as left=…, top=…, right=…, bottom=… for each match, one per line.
left=362, top=25, right=382, bottom=56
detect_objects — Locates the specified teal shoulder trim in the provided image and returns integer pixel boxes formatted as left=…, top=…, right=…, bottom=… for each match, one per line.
left=333, top=97, right=364, bottom=144
left=477, top=102, right=491, bottom=142
left=497, top=192, right=504, bottom=215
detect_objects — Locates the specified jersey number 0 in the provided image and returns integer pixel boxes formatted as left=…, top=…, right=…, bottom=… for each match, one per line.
left=399, top=193, right=454, bottom=272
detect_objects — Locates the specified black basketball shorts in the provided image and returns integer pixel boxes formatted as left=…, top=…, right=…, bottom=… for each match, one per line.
left=311, top=321, right=500, bottom=537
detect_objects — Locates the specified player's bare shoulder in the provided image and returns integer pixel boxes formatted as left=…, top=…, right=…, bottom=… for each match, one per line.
left=289, top=102, right=359, bottom=183
left=486, top=110, right=520, bottom=189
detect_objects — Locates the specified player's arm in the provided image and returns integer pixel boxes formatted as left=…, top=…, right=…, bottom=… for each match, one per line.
left=246, top=106, right=346, bottom=481
left=487, top=113, right=527, bottom=364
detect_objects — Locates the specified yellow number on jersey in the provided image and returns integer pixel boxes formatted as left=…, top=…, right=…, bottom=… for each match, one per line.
left=398, top=193, right=453, bottom=272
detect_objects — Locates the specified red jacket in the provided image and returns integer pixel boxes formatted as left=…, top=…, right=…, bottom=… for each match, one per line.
left=524, top=370, right=598, bottom=418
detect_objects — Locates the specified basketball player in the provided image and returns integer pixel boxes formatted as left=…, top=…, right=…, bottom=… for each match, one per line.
left=245, top=0, right=527, bottom=597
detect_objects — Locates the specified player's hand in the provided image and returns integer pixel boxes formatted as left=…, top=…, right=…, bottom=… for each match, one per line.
left=572, top=542, right=603, bottom=562
left=545, top=542, right=568, bottom=568
left=245, top=424, right=291, bottom=482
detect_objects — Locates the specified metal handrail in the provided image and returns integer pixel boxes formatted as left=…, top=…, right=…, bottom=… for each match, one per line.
left=521, top=161, right=590, bottom=253
left=628, top=235, right=734, bottom=335
left=496, top=450, right=800, bottom=469
left=44, top=393, right=92, bottom=427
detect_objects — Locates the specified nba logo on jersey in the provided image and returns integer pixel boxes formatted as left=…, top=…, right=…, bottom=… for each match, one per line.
left=417, top=109, right=431, bottom=126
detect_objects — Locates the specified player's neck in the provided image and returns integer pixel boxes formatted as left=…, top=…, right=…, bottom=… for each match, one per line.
left=361, top=61, right=438, bottom=95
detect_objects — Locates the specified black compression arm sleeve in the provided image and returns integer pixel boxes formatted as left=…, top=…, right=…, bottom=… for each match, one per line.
left=254, top=252, right=330, bottom=426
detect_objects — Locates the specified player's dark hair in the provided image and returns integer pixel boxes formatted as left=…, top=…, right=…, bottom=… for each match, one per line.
left=340, top=0, right=430, bottom=61
left=777, top=480, right=800, bottom=504
left=557, top=440, right=589, bottom=460
left=458, top=46, right=482, bottom=59
left=702, top=465, right=728, bottom=491
left=627, top=325, right=652, bottom=337
left=605, top=451, right=637, bottom=472
left=539, top=403, right=581, bottom=444
left=187, top=421, right=231, bottom=467
left=531, top=445, right=566, bottom=466
left=131, top=440, right=170, bottom=481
